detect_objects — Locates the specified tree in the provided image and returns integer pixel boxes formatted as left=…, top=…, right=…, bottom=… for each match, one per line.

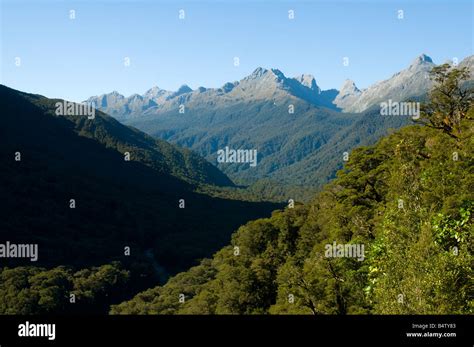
left=418, top=64, right=473, bottom=139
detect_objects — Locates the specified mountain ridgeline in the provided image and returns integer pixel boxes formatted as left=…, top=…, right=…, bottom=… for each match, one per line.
left=87, top=54, right=474, bottom=198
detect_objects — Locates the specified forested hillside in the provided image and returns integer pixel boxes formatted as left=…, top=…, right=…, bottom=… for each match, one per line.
left=0, top=85, right=282, bottom=316
left=111, top=65, right=473, bottom=314
left=23, top=90, right=234, bottom=188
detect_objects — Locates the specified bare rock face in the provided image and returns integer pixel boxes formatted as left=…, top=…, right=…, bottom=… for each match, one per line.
left=293, top=74, right=321, bottom=93
left=85, top=67, right=332, bottom=120
left=333, top=79, right=361, bottom=110
left=86, top=54, right=474, bottom=119
left=339, top=54, right=436, bottom=113
left=458, top=55, right=474, bottom=79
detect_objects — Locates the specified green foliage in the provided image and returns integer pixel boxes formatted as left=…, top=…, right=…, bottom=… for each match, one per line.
left=114, top=98, right=473, bottom=314
left=432, top=203, right=471, bottom=249
left=0, top=263, right=129, bottom=314
left=418, top=64, right=473, bottom=139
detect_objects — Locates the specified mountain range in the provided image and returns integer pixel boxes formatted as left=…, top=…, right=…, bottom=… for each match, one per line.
left=87, top=54, right=473, bottom=117
left=86, top=54, right=473, bottom=194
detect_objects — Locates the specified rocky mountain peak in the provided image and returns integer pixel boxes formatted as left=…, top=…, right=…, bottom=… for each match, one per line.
left=409, top=54, right=434, bottom=69
left=294, top=74, right=320, bottom=93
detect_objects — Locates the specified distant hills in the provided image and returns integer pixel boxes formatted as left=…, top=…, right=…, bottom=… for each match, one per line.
left=86, top=54, right=474, bottom=193
left=0, top=85, right=280, bottom=276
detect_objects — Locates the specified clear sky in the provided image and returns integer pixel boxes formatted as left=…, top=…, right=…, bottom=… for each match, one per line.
left=1, top=0, right=472, bottom=102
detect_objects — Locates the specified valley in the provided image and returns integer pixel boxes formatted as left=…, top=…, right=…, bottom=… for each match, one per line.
left=0, top=3, right=472, bottom=341
left=87, top=54, right=473, bottom=201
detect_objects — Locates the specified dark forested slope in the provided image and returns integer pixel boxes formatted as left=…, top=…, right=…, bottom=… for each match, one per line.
left=0, top=85, right=280, bottom=275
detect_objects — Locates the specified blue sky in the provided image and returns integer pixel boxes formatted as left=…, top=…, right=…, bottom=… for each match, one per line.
left=1, top=0, right=472, bottom=102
